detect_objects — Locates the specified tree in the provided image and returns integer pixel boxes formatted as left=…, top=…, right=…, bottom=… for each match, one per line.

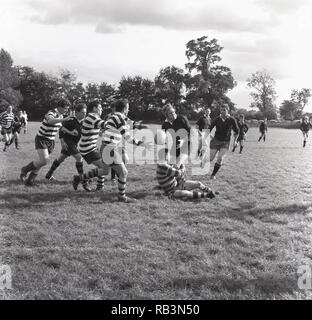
left=185, top=36, right=236, bottom=110
left=0, top=49, right=23, bottom=110
left=117, top=76, right=156, bottom=120
left=279, top=100, right=298, bottom=120
left=154, top=66, right=186, bottom=112
left=246, top=69, right=277, bottom=118
left=290, top=88, right=311, bottom=117
left=18, top=66, right=59, bottom=120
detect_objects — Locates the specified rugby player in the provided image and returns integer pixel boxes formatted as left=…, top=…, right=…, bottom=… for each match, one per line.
left=0, top=105, right=15, bottom=152
left=196, top=108, right=211, bottom=158
left=300, top=116, right=311, bottom=148
left=45, top=103, right=92, bottom=191
left=20, top=98, right=71, bottom=186
left=258, top=118, right=268, bottom=142
left=232, top=114, right=248, bottom=154
left=204, top=104, right=239, bottom=179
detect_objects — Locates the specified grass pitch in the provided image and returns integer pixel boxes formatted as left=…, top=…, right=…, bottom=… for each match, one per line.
left=1, top=123, right=312, bottom=299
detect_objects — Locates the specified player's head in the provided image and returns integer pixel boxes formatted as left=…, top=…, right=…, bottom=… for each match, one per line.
left=75, top=103, right=87, bottom=120
left=6, top=105, right=13, bottom=113
left=239, top=114, right=245, bottom=121
left=220, top=104, right=229, bottom=117
left=114, top=99, right=129, bottom=115
left=163, top=103, right=177, bottom=123
left=110, top=101, right=116, bottom=114
left=205, top=108, right=211, bottom=116
left=56, top=98, right=70, bottom=114
left=88, top=99, right=102, bottom=115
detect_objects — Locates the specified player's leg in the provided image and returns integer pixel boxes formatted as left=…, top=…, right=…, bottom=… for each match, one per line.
left=24, top=148, right=50, bottom=186
left=239, top=139, right=244, bottom=153
left=211, top=147, right=227, bottom=179
left=46, top=152, right=68, bottom=180
left=171, top=189, right=215, bottom=200
left=111, top=163, right=136, bottom=202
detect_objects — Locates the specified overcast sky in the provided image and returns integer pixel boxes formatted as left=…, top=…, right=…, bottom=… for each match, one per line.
left=1, top=0, right=312, bottom=111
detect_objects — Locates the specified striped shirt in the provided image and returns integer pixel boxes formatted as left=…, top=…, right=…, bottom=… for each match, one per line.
left=156, top=163, right=183, bottom=194
left=37, top=109, right=63, bottom=140
left=0, top=111, right=14, bottom=129
left=79, top=113, right=106, bottom=155
left=102, top=112, right=142, bottom=147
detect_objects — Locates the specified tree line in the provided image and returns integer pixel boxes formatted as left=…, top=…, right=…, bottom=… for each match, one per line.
left=0, top=36, right=310, bottom=121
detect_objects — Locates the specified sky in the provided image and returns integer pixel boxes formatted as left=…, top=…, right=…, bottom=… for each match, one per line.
left=1, top=0, right=312, bottom=111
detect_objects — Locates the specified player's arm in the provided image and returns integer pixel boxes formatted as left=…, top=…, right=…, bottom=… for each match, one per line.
left=166, top=165, right=184, bottom=179
left=45, top=113, right=71, bottom=125
left=60, top=126, right=79, bottom=136
left=244, top=124, right=249, bottom=133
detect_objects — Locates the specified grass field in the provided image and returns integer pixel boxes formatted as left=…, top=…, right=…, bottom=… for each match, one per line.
left=1, top=122, right=312, bottom=300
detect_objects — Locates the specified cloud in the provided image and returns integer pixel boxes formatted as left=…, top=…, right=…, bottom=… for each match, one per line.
left=25, top=0, right=278, bottom=33
left=255, top=0, right=309, bottom=13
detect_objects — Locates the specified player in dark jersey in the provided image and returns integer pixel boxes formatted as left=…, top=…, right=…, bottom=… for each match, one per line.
left=9, top=114, right=23, bottom=150
left=45, top=103, right=91, bottom=190
left=258, top=118, right=268, bottom=142
left=203, top=104, right=239, bottom=179
left=161, top=103, right=191, bottom=167
left=20, top=98, right=71, bottom=186
left=300, top=116, right=311, bottom=148
left=232, top=114, right=249, bottom=154
left=196, top=108, right=211, bottom=158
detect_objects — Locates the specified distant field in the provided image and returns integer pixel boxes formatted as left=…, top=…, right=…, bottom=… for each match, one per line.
left=1, top=122, right=312, bottom=299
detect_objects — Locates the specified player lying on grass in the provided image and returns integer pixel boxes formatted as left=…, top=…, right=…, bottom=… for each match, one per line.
left=300, top=116, right=311, bottom=148
left=73, top=99, right=151, bottom=202
left=155, top=130, right=216, bottom=200
left=45, top=103, right=92, bottom=191
left=20, top=98, right=71, bottom=186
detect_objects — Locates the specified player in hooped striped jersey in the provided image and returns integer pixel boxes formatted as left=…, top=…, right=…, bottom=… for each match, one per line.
left=20, top=98, right=71, bottom=186
left=0, top=105, right=15, bottom=151
left=73, top=99, right=151, bottom=202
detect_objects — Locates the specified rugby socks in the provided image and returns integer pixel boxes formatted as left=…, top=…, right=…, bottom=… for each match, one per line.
left=211, top=163, right=221, bottom=177
left=96, top=176, right=105, bottom=190
left=118, top=178, right=126, bottom=197
left=240, top=146, right=243, bottom=153
left=48, top=159, right=60, bottom=175
left=75, top=162, right=83, bottom=175
left=303, top=140, right=306, bottom=148
left=79, top=168, right=98, bottom=181
left=232, top=145, right=236, bottom=152
left=22, top=161, right=36, bottom=174
left=192, top=191, right=215, bottom=199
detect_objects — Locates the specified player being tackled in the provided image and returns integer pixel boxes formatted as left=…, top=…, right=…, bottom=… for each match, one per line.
left=155, top=130, right=217, bottom=200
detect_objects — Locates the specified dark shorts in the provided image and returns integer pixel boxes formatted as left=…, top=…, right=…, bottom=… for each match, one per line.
left=82, top=150, right=102, bottom=164
left=12, top=127, right=21, bottom=134
left=1, top=127, right=12, bottom=135
left=35, top=135, right=55, bottom=154
left=237, top=134, right=246, bottom=142
left=61, top=143, right=79, bottom=156
left=210, top=137, right=230, bottom=151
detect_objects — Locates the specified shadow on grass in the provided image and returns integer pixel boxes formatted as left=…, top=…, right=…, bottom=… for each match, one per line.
left=0, top=188, right=150, bottom=209
left=168, top=273, right=298, bottom=298
left=224, top=203, right=311, bottom=222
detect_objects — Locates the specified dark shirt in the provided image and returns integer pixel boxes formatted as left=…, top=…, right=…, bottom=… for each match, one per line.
left=162, top=115, right=191, bottom=157
left=237, top=121, right=249, bottom=138
left=259, top=122, right=267, bottom=132
left=196, top=115, right=211, bottom=132
left=300, top=122, right=310, bottom=132
left=59, top=117, right=82, bottom=145
left=12, top=116, right=22, bottom=131
left=210, top=116, right=239, bottom=142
